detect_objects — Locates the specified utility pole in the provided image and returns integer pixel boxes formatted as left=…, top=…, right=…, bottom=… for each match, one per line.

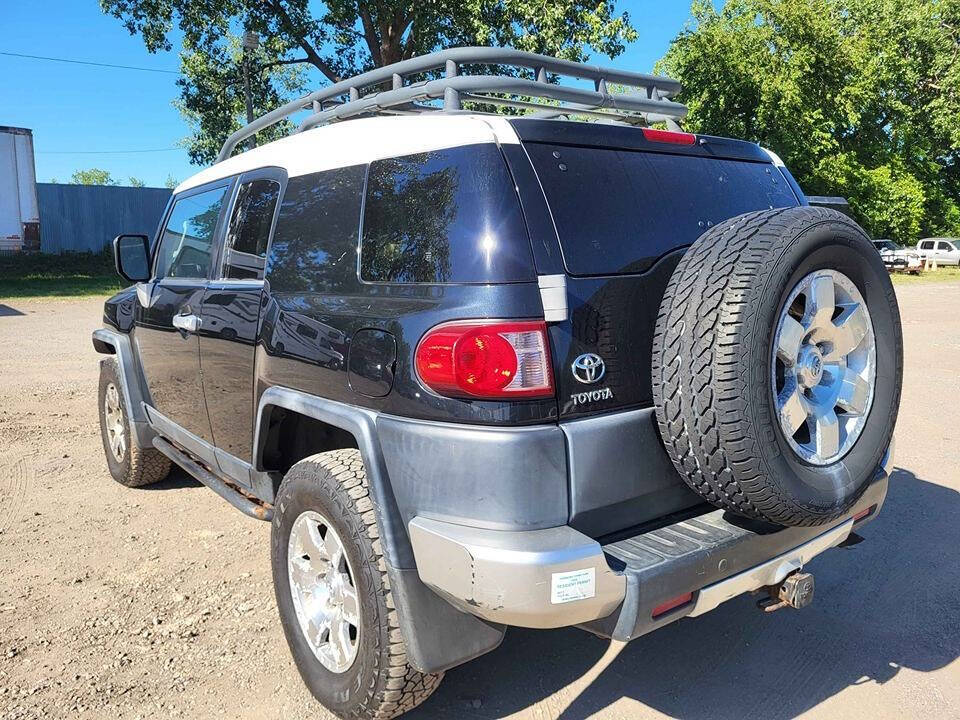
left=242, top=29, right=259, bottom=148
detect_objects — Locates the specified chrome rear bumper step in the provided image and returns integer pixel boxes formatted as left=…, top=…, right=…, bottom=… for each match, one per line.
left=580, top=471, right=889, bottom=642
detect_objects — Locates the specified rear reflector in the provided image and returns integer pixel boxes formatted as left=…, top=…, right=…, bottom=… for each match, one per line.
left=642, top=128, right=696, bottom=145
left=652, top=592, right=694, bottom=618
left=852, top=505, right=876, bottom=522
left=415, top=320, right=554, bottom=399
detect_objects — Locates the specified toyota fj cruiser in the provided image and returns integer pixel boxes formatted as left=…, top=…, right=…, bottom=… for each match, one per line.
left=94, top=48, right=901, bottom=719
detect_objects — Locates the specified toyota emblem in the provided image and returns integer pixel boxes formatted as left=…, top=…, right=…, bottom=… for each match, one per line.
left=572, top=353, right=605, bottom=384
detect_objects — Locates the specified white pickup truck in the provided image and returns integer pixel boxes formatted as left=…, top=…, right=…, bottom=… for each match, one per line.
left=917, top=238, right=960, bottom=266
left=873, top=240, right=922, bottom=273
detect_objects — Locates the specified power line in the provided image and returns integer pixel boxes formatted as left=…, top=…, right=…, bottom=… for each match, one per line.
left=0, top=51, right=181, bottom=75
left=37, top=147, right=180, bottom=155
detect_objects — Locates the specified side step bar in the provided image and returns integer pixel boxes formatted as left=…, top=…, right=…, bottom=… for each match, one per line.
left=152, top=437, right=273, bottom=521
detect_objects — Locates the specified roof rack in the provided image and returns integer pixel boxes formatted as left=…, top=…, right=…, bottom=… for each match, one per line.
left=216, top=47, right=687, bottom=162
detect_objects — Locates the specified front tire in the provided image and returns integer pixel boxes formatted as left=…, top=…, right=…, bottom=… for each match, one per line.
left=271, top=449, right=442, bottom=719
left=98, top=357, right=171, bottom=487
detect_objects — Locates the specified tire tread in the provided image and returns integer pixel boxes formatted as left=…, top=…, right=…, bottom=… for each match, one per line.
left=282, top=449, right=442, bottom=719
left=652, top=206, right=885, bottom=526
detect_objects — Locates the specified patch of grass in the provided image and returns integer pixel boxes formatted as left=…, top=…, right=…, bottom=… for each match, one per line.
left=890, top=265, right=960, bottom=285
left=0, top=251, right=125, bottom=299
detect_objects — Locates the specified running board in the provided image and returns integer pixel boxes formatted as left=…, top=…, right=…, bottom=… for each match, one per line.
left=152, top=437, right=273, bottom=521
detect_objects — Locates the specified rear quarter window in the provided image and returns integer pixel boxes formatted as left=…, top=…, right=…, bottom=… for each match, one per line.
left=265, top=165, right=366, bottom=293
left=525, top=144, right=799, bottom=276
left=360, top=144, right=534, bottom=284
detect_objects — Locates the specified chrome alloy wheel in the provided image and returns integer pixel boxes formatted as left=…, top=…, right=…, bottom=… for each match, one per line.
left=287, top=510, right=361, bottom=673
left=103, top=382, right=126, bottom=462
left=772, top=269, right=876, bottom=465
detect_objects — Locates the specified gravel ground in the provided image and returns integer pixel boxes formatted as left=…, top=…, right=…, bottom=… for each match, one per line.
left=0, top=282, right=958, bottom=720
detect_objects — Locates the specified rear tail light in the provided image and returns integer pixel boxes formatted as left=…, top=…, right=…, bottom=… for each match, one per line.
left=642, top=127, right=696, bottom=145
left=415, top=320, right=554, bottom=399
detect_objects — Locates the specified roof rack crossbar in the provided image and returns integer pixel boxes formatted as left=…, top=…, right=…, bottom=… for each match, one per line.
left=217, top=47, right=686, bottom=162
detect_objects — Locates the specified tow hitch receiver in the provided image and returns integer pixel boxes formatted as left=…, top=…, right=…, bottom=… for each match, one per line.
left=757, top=571, right=815, bottom=613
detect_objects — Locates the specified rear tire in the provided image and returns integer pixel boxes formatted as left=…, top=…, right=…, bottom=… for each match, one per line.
left=98, top=357, right=171, bottom=487
left=652, top=207, right=902, bottom=526
left=271, top=449, right=442, bottom=719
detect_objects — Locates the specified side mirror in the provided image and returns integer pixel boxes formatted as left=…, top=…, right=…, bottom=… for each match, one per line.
left=113, top=234, right=151, bottom=282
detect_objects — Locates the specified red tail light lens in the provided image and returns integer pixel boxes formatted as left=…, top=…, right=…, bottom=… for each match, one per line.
left=415, top=320, right=554, bottom=399
left=642, top=128, right=696, bottom=145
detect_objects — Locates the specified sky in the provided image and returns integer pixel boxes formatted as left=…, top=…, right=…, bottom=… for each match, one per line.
left=1, top=2, right=697, bottom=188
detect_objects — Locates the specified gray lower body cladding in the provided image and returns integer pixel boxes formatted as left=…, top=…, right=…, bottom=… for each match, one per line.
left=378, top=406, right=698, bottom=539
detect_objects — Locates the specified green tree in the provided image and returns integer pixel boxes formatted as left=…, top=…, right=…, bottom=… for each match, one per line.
left=101, top=0, right=638, bottom=164
left=163, top=174, right=179, bottom=190
left=657, top=0, right=960, bottom=241
left=128, top=176, right=146, bottom=187
left=70, top=168, right=117, bottom=186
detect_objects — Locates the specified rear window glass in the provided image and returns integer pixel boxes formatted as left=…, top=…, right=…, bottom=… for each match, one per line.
left=360, top=144, right=533, bottom=284
left=526, top=144, right=799, bottom=276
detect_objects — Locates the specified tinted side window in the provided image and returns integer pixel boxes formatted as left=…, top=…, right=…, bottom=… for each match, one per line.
left=265, top=165, right=365, bottom=293
left=222, top=179, right=281, bottom=280
left=920, top=241, right=935, bottom=250
left=155, top=185, right=228, bottom=279
left=938, top=241, right=954, bottom=251
left=360, top=144, right=534, bottom=284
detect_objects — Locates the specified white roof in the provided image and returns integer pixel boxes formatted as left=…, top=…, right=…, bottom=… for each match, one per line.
left=175, top=114, right=520, bottom=194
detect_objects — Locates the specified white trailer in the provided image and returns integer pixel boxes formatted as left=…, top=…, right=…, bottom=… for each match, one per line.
left=0, top=126, right=40, bottom=252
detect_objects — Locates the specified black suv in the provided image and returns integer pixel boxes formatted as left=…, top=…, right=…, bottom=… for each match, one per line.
left=94, top=49, right=902, bottom=719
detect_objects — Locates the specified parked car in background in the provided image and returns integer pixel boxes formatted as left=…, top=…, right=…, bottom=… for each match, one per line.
left=872, top=239, right=922, bottom=273
left=917, top=238, right=960, bottom=266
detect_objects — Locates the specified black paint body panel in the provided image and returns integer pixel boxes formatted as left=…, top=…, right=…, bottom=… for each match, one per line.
left=135, top=280, right=213, bottom=442
left=257, top=282, right=556, bottom=426
left=199, top=283, right=266, bottom=461
left=102, top=286, right=136, bottom=332
left=348, top=329, right=397, bottom=398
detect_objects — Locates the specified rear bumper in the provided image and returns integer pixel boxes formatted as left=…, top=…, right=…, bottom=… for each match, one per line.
left=409, top=444, right=893, bottom=638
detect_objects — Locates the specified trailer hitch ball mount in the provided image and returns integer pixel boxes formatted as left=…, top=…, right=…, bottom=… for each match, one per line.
left=756, top=571, right=815, bottom=613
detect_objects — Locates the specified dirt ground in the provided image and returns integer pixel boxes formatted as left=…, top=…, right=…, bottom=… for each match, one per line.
left=1, top=282, right=958, bottom=720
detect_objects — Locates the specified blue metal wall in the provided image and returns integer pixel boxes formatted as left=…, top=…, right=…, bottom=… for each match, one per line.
left=36, top=183, right=171, bottom=253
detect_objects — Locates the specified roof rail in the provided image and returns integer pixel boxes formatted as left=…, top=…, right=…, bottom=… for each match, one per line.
left=216, top=47, right=687, bottom=162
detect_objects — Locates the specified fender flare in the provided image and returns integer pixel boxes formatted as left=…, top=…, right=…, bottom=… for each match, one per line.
left=253, top=386, right=414, bottom=568
left=92, top=328, right=154, bottom=448
left=252, top=386, right=505, bottom=673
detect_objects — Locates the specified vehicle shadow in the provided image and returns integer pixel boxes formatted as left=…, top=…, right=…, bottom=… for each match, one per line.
left=138, top=465, right=202, bottom=491
left=410, top=468, right=959, bottom=719
left=0, top=304, right=26, bottom=317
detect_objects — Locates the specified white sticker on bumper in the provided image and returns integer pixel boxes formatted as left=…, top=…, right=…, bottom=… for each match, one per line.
left=550, top=567, right=596, bottom=604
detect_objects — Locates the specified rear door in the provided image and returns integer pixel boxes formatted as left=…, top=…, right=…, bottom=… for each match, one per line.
left=135, top=180, right=232, bottom=441
left=520, top=135, right=800, bottom=419
left=198, top=168, right=284, bottom=465
left=508, top=123, right=805, bottom=536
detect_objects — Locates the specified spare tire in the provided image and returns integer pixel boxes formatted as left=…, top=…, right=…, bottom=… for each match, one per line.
left=652, top=207, right=902, bottom=527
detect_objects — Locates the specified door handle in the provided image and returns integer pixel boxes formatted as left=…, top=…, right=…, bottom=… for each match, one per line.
left=172, top=313, right=200, bottom=333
